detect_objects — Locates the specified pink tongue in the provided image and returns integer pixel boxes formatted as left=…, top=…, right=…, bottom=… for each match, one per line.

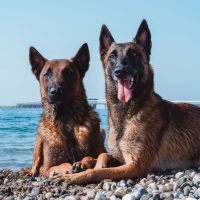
left=117, top=79, right=133, bottom=103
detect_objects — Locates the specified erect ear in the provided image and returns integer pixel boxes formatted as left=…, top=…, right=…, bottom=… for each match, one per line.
left=99, top=24, right=115, bottom=59
left=29, top=47, right=47, bottom=80
left=133, top=19, right=152, bottom=61
left=73, top=43, right=90, bottom=78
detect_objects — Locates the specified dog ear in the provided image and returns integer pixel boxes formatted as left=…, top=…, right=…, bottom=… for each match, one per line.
left=29, top=47, right=47, bottom=80
left=133, top=19, right=151, bottom=61
left=73, top=43, right=90, bottom=78
left=99, top=25, right=115, bottom=59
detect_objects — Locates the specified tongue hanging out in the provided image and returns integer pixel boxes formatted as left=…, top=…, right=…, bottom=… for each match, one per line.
left=117, top=79, right=133, bottom=103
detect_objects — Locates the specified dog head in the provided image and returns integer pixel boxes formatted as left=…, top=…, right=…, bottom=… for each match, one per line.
left=99, top=20, right=153, bottom=104
left=29, top=43, right=89, bottom=105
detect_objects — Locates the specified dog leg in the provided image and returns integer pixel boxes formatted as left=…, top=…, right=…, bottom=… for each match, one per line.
left=21, top=135, right=43, bottom=176
left=71, top=156, right=97, bottom=173
left=95, top=153, right=120, bottom=169
left=31, top=135, right=43, bottom=176
left=53, top=162, right=146, bottom=184
left=41, top=163, right=73, bottom=177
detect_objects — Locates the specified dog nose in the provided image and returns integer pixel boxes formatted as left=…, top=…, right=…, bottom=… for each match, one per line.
left=50, top=86, right=63, bottom=96
left=114, top=68, right=127, bottom=78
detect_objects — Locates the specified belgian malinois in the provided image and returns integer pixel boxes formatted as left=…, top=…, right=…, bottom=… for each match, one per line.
left=26, top=43, right=105, bottom=177
left=54, top=20, right=200, bottom=184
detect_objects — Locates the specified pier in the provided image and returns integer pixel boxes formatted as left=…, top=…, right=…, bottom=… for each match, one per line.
left=16, top=99, right=107, bottom=109
left=15, top=100, right=200, bottom=109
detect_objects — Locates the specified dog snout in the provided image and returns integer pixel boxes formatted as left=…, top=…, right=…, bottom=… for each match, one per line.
left=50, top=85, right=64, bottom=96
left=114, top=67, right=128, bottom=79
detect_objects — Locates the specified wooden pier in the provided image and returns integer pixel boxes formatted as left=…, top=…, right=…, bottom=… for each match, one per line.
left=15, top=100, right=200, bottom=109
left=16, top=99, right=107, bottom=109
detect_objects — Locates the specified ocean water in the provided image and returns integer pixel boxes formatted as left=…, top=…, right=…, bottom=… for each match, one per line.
left=0, top=108, right=108, bottom=171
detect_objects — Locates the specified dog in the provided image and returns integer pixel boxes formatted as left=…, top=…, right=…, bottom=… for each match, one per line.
left=53, top=19, right=200, bottom=184
left=26, top=43, right=106, bottom=177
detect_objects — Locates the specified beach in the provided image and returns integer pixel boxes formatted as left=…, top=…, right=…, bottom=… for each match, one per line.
left=1, top=167, right=200, bottom=199
left=1, top=108, right=200, bottom=199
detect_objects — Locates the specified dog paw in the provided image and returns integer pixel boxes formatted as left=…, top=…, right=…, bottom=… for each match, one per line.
left=71, top=162, right=87, bottom=174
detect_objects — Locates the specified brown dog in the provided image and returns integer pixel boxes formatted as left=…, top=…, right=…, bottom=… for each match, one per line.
left=27, top=43, right=106, bottom=177
left=54, top=20, right=200, bottom=184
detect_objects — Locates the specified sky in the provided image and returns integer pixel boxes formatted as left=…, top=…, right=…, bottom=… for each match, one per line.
left=0, top=0, right=200, bottom=106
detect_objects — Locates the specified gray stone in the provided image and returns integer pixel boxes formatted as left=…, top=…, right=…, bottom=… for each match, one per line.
left=148, top=183, right=158, bottom=190
left=175, top=172, right=185, bottom=179
left=110, top=196, right=117, bottom=200
left=45, top=192, right=53, bottom=198
left=140, top=194, right=152, bottom=200
left=111, top=182, right=117, bottom=191
left=119, top=180, right=126, bottom=187
left=23, top=197, right=33, bottom=200
left=193, top=175, right=200, bottom=186
left=4, top=178, right=9, bottom=185
left=31, top=187, right=41, bottom=196
left=132, top=187, right=147, bottom=199
left=86, top=190, right=96, bottom=199
left=122, top=194, right=137, bottom=200
left=5, top=197, right=15, bottom=200
left=160, top=192, right=173, bottom=199
left=114, top=187, right=127, bottom=198
left=103, top=182, right=111, bottom=191
left=152, top=192, right=160, bottom=200
left=173, top=177, right=186, bottom=191
left=180, top=181, right=193, bottom=189
left=183, top=186, right=190, bottom=196
left=127, top=179, right=134, bottom=186
left=159, top=184, right=172, bottom=192
left=64, top=196, right=77, bottom=200
left=173, top=192, right=182, bottom=198
left=32, top=181, right=42, bottom=186
left=193, top=188, right=200, bottom=198
left=94, top=192, right=107, bottom=200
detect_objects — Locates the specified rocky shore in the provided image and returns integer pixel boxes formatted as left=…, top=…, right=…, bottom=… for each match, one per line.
left=1, top=168, right=200, bottom=200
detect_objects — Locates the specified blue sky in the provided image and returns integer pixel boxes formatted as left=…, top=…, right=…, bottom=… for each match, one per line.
left=0, top=0, right=200, bottom=106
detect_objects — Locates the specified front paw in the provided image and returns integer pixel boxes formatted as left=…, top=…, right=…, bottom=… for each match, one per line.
left=70, top=162, right=87, bottom=174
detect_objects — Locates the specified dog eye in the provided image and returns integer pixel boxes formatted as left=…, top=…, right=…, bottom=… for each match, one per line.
left=44, top=70, right=52, bottom=78
left=109, top=53, right=116, bottom=60
left=62, top=68, right=73, bottom=76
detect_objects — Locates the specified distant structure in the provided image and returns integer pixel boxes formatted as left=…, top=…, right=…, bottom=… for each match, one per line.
left=15, top=100, right=200, bottom=109
left=16, top=99, right=107, bottom=109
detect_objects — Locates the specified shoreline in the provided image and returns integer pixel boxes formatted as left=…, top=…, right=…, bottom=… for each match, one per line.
left=1, top=168, right=200, bottom=200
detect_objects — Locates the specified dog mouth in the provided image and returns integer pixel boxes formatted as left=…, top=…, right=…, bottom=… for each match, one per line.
left=48, top=95, right=64, bottom=105
left=115, top=74, right=137, bottom=104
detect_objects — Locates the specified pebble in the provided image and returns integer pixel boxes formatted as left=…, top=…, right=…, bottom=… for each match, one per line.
left=64, top=196, right=77, bottom=200
left=114, top=187, right=127, bottom=198
left=140, top=194, right=152, bottom=200
left=160, top=192, right=173, bottom=199
left=5, top=197, right=15, bottom=200
left=148, top=182, right=158, bottom=190
left=175, top=172, right=185, bottom=179
left=94, top=192, right=107, bottom=200
left=3, top=168, right=200, bottom=200
left=193, top=174, right=200, bottom=186
left=3, top=178, right=9, bottom=185
left=45, top=192, right=53, bottom=198
left=132, top=187, right=147, bottom=199
left=183, top=186, right=191, bottom=196
left=173, top=177, right=186, bottom=191
left=31, top=187, right=41, bottom=196
left=103, top=182, right=111, bottom=191
left=122, top=193, right=137, bottom=200
left=86, top=190, right=96, bottom=199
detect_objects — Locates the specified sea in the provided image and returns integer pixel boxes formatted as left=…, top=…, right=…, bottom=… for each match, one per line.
left=0, top=108, right=108, bottom=171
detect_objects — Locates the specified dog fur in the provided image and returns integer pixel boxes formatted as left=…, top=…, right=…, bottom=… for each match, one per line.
left=53, top=20, right=200, bottom=184
left=26, top=43, right=106, bottom=177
